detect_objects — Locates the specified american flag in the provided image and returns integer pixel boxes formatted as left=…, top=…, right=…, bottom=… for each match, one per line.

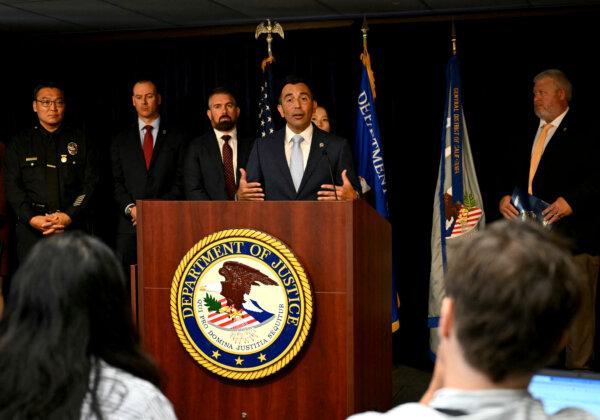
left=258, top=58, right=275, bottom=138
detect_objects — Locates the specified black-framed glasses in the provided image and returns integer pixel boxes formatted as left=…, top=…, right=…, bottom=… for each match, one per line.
left=36, top=99, right=65, bottom=108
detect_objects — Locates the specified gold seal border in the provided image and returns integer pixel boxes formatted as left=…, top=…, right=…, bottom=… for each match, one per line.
left=170, top=228, right=313, bottom=380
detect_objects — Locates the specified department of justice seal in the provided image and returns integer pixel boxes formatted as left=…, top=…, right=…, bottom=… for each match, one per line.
left=171, top=229, right=313, bottom=380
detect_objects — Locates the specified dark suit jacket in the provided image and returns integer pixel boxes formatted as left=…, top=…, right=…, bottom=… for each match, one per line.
left=183, top=130, right=253, bottom=200
left=516, top=111, right=600, bottom=254
left=111, top=121, right=187, bottom=234
left=246, top=125, right=360, bottom=200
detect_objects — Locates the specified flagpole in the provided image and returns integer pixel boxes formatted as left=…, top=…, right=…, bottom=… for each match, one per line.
left=255, top=19, right=283, bottom=138
left=451, top=18, right=457, bottom=56
left=361, top=17, right=368, bottom=52
left=360, top=17, right=376, bottom=99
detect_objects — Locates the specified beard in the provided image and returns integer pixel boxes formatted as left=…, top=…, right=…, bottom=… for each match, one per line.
left=215, top=117, right=235, bottom=131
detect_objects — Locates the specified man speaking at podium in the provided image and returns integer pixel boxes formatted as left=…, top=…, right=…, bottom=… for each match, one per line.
left=237, top=76, right=360, bottom=201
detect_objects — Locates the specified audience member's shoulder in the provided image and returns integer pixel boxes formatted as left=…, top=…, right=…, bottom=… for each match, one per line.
left=347, top=403, right=445, bottom=419
left=550, top=408, right=598, bottom=420
left=81, top=360, right=177, bottom=420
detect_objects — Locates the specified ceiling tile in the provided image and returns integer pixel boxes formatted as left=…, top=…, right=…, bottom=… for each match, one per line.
left=9, top=0, right=168, bottom=31
left=113, top=0, right=247, bottom=27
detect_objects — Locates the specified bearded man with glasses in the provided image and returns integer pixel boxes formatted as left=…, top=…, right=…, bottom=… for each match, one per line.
left=4, top=82, right=99, bottom=266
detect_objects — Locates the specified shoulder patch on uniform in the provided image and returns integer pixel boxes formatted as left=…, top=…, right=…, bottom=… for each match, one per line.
left=73, top=194, right=85, bottom=206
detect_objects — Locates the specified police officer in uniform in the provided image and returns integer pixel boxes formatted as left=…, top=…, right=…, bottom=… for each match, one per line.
left=5, top=82, right=98, bottom=262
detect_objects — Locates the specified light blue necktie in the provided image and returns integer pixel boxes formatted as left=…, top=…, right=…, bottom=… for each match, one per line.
left=290, top=135, right=304, bottom=191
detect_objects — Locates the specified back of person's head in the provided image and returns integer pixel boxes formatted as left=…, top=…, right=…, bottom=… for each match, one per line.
left=0, top=232, right=159, bottom=419
left=445, top=220, right=581, bottom=383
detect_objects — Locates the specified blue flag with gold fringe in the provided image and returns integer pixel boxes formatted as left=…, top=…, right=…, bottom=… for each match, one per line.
left=354, top=45, right=399, bottom=333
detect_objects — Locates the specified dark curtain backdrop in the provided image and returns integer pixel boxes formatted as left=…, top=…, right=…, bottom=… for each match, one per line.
left=1, top=8, right=597, bottom=367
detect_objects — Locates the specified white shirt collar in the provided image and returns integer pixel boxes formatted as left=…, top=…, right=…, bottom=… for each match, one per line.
left=138, top=116, right=160, bottom=133
left=285, top=124, right=313, bottom=143
left=539, top=107, right=568, bottom=129
left=213, top=127, right=238, bottom=141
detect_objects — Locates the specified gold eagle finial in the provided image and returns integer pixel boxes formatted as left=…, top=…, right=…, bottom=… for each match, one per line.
left=255, top=19, right=285, bottom=59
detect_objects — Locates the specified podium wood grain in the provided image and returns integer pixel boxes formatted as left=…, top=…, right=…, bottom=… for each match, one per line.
left=136, top=200, right=392, bottom=419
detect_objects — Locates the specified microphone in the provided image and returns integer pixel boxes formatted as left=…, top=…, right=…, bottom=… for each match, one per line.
left=320, top=142, right=338, bottom=201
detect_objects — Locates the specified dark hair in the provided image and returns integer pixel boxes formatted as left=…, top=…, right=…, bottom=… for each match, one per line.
left=207, top=86, right=238, bottom=109
left=445, top=220, right=581, bottom=383
left=33, top=81, right=64, bottom=100
left=277, top=75, right=313, bottom=104
left=0, top=232, right=161, bottom=419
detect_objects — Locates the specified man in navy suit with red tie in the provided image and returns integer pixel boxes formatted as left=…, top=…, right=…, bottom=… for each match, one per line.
left=183, top=87, right=253, bottom=200
left=110, top=79, right=186, bottom=273
left=237, top=76, right=360, bottom=201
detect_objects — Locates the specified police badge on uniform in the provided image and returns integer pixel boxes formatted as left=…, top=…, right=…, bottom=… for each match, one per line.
left=67, top=142, right=78, bottom=155
left=171, top=229, right=313, bottom=380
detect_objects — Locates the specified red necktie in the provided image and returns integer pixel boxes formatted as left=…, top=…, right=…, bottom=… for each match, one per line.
left=222, top=135, right=235, bottom=200
left=143, top=125, right=153, bottom=170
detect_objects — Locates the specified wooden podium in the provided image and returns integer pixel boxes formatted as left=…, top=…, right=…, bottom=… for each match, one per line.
left=136, top=200, right=392, bottom=419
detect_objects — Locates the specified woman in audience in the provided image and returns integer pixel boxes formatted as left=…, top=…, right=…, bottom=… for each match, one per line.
left=0, top=232, right=176, bottom=419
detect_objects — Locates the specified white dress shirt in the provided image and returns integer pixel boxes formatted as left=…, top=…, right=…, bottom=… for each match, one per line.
left=284, top=124, right=313, bottom=171
left=138, top=117, right=160, bottom=147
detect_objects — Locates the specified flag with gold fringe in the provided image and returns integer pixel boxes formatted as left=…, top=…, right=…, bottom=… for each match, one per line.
left=354, top=26, right=399, bottom=333
left=429, top=41, right=485, bottom=354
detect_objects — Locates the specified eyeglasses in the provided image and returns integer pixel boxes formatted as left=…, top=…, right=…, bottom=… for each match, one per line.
left=36, top=99, right=65, bottom=108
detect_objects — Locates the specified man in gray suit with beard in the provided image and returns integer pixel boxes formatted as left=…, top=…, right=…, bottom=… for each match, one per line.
left=183, top=87, right=253, bottom=200
left=237, top=76, right=360, bottom=201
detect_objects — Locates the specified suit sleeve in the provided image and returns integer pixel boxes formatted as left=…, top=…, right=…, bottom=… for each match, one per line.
left=64, top=132, right=99, bottom=221
left=183, top=139, right=210, bottom=200
left=4, top=137, right=36, bottom=224
left=335, top=139, right=361, bottom=193
left=245, top=139, right=264, bottom=185
left=110, top=135, right=135, bottom=213
left=162, top=133, right=186, bottom=200
left=561, top=133, right=600, bottom=213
